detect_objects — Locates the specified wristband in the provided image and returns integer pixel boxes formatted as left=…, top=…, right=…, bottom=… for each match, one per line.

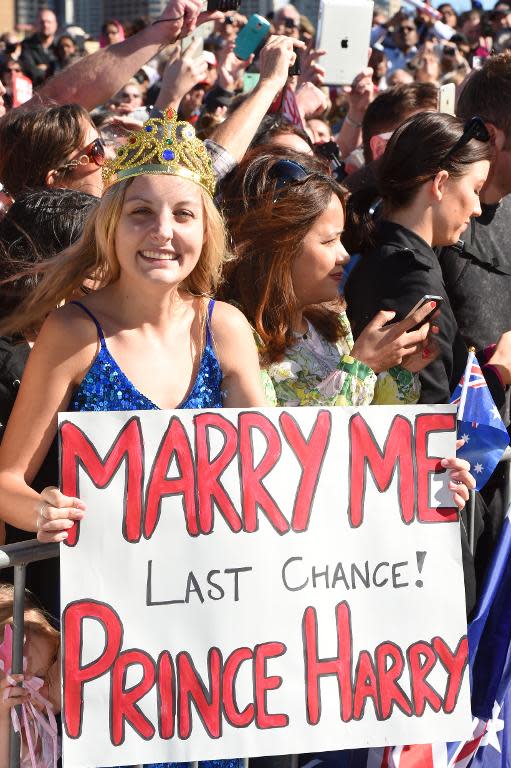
left=152, top=14, right=185, bottom=24
left=483, top=363, right=505, bottom=390
left=344, top=113, right=362, bottom=128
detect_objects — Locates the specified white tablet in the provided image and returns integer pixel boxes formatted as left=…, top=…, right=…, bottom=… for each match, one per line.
left=316, top=0, right=374, bottom=86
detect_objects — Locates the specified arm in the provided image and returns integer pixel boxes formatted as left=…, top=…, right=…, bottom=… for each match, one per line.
left=335, top=68, right=374, bottom=158
left=208, top=35, right=303, bottom=164
left=211, top=301, right=268, bottom=407
left=26, top=0, right=219, bottom=112
left=155, top=40, right=208, bottom=112
left=0, top=309, right=93, bottom=535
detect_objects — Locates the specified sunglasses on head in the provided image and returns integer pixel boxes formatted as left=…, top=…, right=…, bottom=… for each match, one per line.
left=444, top=116, right=490, bottom=160
left=58, top=137, right=106, bottom=174
left=270, top=159, right=309, bottom=201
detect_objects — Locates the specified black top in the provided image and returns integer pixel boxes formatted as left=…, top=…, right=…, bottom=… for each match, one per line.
left=20, top=34, right=58, bottom=86
left=345, top=220, right=504, bottom=408
left=440, top=195, right=511, bottom=353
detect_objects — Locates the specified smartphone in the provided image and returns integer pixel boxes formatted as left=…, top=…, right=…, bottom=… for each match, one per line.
left=207, top=0, right=240, bottom=11
left=439, top=82, right=456, bottom=116
left=443, top=44, right=457, bottom=56
left=181, top=35, right=204, bottom=56
left=316, top=0, right=374, bottom=85
left=243, top=72, right=260, bottom=92
left=405, top=295, right=443, bottom=332
left=234, top=14, right=271, bottom=60
left=288, top=52, right=301, bottom=77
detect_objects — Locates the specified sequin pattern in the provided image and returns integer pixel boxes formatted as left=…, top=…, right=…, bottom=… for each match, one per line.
left=73, top=300, right=234, bottom=768
left=68, top=300, right=223, bottom=412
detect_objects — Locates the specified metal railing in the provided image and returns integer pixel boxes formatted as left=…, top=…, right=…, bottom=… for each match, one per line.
left=0, top=541, right=59, bottom=768
left=2, top=449, right=511, bottom=767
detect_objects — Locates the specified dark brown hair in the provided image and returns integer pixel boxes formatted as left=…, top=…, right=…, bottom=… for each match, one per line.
left=219, top=146, right=347, bottom=364
left=457, top=51, right=511, bottom=140
left=0, top=103, right=91, bottom=197
left=362, top=82, right=439, bottom=163
left=347, top=111, right=493, bottom=250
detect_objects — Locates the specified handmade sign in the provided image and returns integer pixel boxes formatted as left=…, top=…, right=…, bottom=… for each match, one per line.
left=59, top=405, right=472, bottom=767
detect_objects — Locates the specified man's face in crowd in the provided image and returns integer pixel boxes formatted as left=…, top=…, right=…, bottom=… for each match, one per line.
left=461, top=12, right=481, bottom=43
left=37, top=10, right=58, bottom=39
left=275, top=6, right=301, bottom=38
left=307, top=119, right=331, bottom=144
left=440, top=5, right=457, bottom=27
left=394, top=20, right=418, bottom=51
left=491, top=5, right=511, bottom=31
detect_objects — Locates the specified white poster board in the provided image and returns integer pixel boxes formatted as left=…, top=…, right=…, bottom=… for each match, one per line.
left=59, top=405, right=472, bottom=767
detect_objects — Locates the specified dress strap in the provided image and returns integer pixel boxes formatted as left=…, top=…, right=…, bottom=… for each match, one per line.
left=206, top=298, right=215, bottom=347
left=70, top=301, right=106, bottom=349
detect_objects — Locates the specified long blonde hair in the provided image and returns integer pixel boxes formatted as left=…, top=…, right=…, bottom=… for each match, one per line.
left=1, top=176, right=229, bottom=337
left=0, top=583, right=59, bottom=663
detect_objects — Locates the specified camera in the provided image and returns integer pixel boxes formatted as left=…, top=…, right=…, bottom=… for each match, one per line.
left=314, top=141, right=347, bottom=182
left=288, top=52, right=301, bottom=76
left=442, top=44, right=456, bottom=56
left=207, top=0, right=241, bottom=12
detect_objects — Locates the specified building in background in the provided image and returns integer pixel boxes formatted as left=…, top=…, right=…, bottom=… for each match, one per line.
left=73, top=0, right=102, bottom=37
left=15, top=0, right=56, bottom=28
left=0, top=0, right=16, bottom=32
left=102, top=0, right=166, bottom=23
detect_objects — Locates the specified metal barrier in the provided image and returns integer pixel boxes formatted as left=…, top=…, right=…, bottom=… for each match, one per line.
left=0, top=541, right=59, bottom=768
left=2, top=448, right=511, bottom=767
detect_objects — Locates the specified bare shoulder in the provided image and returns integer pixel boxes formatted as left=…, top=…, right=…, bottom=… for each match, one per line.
left=210, top=300, right=253, bottom=337
left=34, top=301, right=102, bottom=384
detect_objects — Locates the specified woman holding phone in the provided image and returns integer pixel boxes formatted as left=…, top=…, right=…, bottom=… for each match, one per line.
left=345, top=111, right=511, bottom=405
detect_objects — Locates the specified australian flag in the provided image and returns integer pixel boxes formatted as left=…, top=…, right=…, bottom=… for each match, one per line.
left=450, top=350, right=509, bottom=491
left=301, top=507, right=511, bottom=768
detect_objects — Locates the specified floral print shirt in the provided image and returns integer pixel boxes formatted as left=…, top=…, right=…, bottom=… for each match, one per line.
left=259, top=312, right=420, bottom=407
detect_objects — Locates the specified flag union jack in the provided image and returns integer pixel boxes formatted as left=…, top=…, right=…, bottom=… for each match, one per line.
left=451, top=361, right=487, bottom=406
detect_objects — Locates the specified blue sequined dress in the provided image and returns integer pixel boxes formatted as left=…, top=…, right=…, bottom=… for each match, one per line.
left=68, top=301, right=241, bottom=768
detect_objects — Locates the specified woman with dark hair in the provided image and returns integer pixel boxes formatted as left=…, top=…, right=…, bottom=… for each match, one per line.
left=0, top=103, right=106, bottom=200
left=344, top=111, right=511, bottom=405
left=219, top=146, right=443, bottom=407
left=99, top=19, right=125, bottom=48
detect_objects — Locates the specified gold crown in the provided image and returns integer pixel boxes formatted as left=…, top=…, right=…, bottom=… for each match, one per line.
left=102, top=107, right=216, bottom=196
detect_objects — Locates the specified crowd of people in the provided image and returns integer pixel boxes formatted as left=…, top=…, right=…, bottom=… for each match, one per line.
left=0, top=0, right=511, bottom=764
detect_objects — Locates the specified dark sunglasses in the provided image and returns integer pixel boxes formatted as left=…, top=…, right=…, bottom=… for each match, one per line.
left=271, top=159, right=309, bottom=197
left=58, top=138, right=106, bottom=174
left=445, top=116, right=490, bottom=160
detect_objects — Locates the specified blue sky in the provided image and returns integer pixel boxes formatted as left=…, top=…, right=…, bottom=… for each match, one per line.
left=434, top=0, right=497, bottom=8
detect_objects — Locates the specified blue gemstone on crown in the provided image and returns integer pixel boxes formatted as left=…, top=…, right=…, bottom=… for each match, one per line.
left=162, top=149, right=175, bottom=161
left=145, top=125, right=153, bottom=132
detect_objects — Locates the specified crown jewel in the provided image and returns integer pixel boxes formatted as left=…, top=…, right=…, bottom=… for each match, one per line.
left=102, top=108, right=216, bottom=196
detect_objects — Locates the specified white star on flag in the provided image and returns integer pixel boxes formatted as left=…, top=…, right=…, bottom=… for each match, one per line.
left=474, top=462, right=484, bottom=474
left=461, top=434, right=470, bottom=443
left=491, top=405, right=501, bottom=420
left=480, top=701, right=505, bottom=752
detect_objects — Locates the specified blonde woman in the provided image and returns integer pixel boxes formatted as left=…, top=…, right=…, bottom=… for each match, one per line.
left=0, top=109, right=266, bottom=547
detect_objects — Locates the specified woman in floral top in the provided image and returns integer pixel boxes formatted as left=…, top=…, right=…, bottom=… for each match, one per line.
left=219, top=147, right=439, bottom=409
